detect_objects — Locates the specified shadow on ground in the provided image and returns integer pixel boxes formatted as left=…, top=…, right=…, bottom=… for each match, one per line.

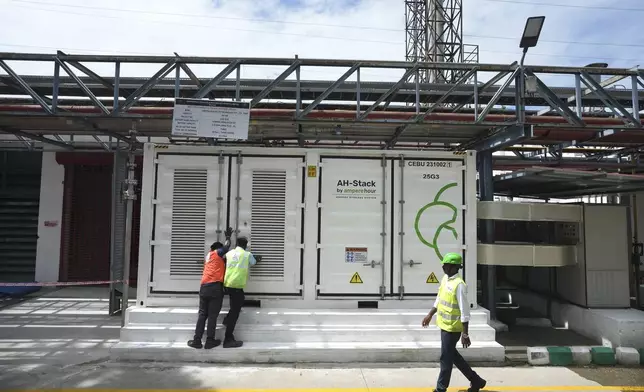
left=497, top=325, right=599, bottom=347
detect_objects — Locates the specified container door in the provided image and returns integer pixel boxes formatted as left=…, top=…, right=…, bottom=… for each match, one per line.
left=230, top=155, right=304, bottom=295
left=393, top=157, right=465, bottom=296
left=151, top=154, right=228, bottom=292
left=318, top=157, right=391, bottom=296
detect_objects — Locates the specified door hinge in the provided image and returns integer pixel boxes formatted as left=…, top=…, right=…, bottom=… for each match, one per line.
left=148, top=282, right=157, bottom=288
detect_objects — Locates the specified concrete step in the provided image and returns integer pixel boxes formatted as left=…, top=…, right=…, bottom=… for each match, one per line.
left=125, top=307, right=490, bottom=326
left=110, top=340, right=505, bottom=364
left=119, top=323, right=497, bottom=343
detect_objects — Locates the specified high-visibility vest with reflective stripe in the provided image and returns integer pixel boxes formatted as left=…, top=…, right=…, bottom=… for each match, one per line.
left=436, top=274, right=465, bottom=333
left=224, top=247, right=251, bottom=289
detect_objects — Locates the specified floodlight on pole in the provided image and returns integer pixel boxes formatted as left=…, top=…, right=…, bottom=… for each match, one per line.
left=519, top=16, right=545, bottom=50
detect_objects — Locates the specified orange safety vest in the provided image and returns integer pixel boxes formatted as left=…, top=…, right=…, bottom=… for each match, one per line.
left=201, top=250, right=226, bottom=285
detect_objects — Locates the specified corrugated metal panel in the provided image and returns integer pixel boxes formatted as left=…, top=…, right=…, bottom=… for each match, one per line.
left=169, top=169, right=207, bottom=276
left=0, top=152, right=41, bottom=283
left=250, top=170, right=286, bottom=279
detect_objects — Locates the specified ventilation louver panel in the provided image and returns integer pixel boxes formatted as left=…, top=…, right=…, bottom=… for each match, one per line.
left=170, top=169, right=207, bottom=276
left=250, top=170, right=286, bottom=279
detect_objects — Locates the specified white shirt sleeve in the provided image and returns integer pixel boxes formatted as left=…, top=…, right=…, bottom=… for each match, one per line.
left=433, top=296, right=439, bottom=309
left=456, top=282, right=471, bottom=323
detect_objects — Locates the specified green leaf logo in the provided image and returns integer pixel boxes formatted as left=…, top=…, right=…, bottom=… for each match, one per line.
left=413, top=182, right=458, bottom=261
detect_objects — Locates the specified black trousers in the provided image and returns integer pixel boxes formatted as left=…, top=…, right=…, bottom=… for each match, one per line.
left=436, top=329, right=481, bottom=392
left=223, top=287, right=245, bottom=340
left=193, top=282, right=224, bottom=341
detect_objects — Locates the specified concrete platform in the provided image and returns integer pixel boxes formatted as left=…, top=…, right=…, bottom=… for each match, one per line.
left=114, top=306, right=503, bottom=363
left=552, top=303, right=644, bottom=348
left=110, top=341, right=506, bottom=363
left=120, top=323, right=497, bottom=342
left=125, top=306, right=491, bottom=325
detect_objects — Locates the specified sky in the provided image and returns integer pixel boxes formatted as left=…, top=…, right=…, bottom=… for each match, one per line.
left=0, top=0, right=643, bottom=84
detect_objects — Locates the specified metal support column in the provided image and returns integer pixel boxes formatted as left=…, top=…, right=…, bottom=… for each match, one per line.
left=109, top=142, right=127, bottom=316
left=380, top=155, right=387, bottom=299
left=478, top=150, right=496, bottom=319
left=121, top=125, right=138, bottom=327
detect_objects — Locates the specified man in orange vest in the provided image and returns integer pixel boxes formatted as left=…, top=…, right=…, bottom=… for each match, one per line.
left=188, top=226, right=234, bottom=349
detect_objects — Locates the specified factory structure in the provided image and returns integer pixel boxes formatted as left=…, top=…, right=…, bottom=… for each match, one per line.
left=0, top=0, right=643, bottom=362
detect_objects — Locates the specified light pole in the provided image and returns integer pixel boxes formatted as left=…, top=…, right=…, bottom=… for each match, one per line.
left=516, top=16, right=545, bottom=124
left=519, top=16, right=546, bottom=67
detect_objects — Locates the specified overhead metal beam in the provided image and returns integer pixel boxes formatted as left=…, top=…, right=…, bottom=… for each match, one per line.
left=422, top=68, right=478, bottom=116
left=56, top=58, right=110, bottom=115
left=580, top=71, right=641, bottom=127
left=461, top=124, right=533, bottom=152
left=536, top=71, right=638, bottom=115
left=524, top=182, right=644, bottom=199
left=525, top=71, right=585, bottom=127
left=475, top=69, right=518, bottom=124
left=119, top=60, right=177, bottom=112
left=250, top=60, right=301, bottom=108
left=451, top=61, right=518, bottom=112
left=382, top=68, right=477, bottom=150
left=297, top=64, right=359, bottom=120
left=0, top=60, right=53, bottom=114
left=358, top=64, right=419, bottom=121
left=58, top=50, right=133, bottom=98
left=174, top=53, right=214, bottom=100
left=193, top=59, right=240, bottom=99
left=0, top=127, right=74, bottom=150
left=92, top=135, right=110, bottom=151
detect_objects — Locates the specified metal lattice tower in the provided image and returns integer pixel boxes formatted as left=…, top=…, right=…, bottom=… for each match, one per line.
left=405, top=0, right=477, bottom=84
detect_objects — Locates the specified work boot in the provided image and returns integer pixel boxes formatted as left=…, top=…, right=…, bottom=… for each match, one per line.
left=468, top=378, right=487, bottom=392
left=204, top=338, right=221, bottom=349
left=187, top=339, right=202, bottom=349
left=223, top=335, right=243, bottom=348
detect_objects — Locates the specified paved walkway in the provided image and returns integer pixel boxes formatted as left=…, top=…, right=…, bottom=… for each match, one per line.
left=2, top=364, right=644, bottom=391
left=1, top=289, right=643, bottom=391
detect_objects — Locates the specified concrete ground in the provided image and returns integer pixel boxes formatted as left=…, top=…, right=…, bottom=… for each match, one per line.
left=1, top=288, right=643, bottom=391
left=2, top=363, right=644, bottom=391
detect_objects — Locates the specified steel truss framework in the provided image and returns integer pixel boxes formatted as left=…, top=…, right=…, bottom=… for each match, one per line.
left=404, top=0, right=478, bottom=84
left=0, top=52, right=644, bottom=170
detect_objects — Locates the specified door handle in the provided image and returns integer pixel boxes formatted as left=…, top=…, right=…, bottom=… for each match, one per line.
left=363, top=260, right=382, bottom=268
left=405, top=259, right=422, bottom=267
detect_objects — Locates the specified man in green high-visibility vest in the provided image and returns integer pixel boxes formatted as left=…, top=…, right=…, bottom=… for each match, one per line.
left=222, top=236, right=257, bottom=348
left=421, top=252, right=486, bottom=392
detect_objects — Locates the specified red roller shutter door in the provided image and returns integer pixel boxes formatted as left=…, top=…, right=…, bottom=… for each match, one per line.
left=58, top=153, right=142, bottom=284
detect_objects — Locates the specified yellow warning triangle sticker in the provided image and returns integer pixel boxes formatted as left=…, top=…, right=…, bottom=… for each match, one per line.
left=350, top=272, right=364, bottom=284
left=426, top=272, right=439, bottom=284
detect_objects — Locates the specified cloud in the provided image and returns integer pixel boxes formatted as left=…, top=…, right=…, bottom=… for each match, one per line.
left=0, top=0, right=642, bottom=85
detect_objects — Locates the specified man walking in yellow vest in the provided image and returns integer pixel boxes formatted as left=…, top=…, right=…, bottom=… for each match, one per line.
left=222, top=236, right=257, bottom=348
left=422, top=253, right=486, bottom=392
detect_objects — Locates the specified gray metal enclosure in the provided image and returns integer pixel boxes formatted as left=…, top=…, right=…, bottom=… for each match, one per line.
left=0, top=152, right=42, bottom=283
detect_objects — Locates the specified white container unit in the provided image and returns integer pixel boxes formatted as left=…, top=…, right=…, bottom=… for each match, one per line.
left=317, top=157, right=393, bottom=296
left=137, top=145, right=477, bottom=307
left=229, top=154, right=304, bottom=295
left=393, top=157, right=466, bottom=297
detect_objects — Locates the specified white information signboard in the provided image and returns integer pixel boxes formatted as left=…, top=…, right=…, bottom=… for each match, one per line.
left=171, top=98, right=250, bottom=140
